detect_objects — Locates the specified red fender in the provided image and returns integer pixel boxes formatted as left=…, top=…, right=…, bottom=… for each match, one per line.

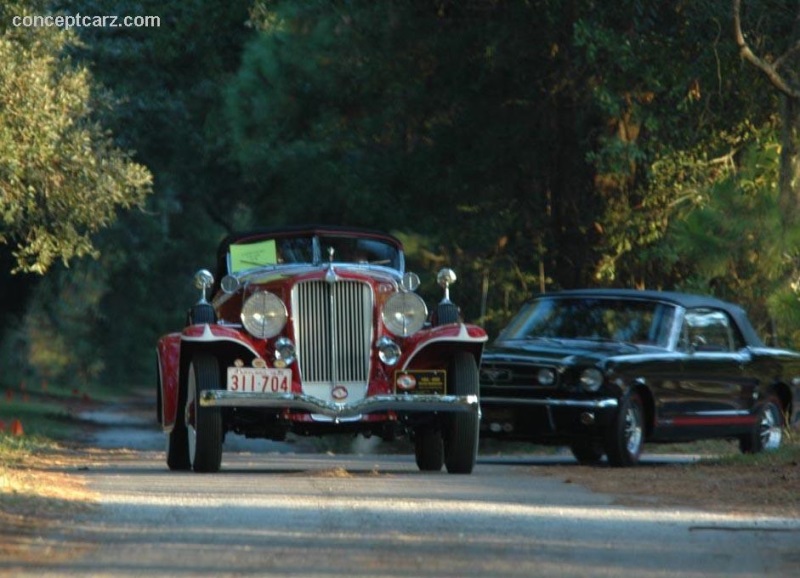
left=400, top=323, right=488, bottom=371
left=157, top=324, right=265, bottom=430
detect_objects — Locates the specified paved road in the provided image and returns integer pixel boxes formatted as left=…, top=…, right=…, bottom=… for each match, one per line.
left=6, top=399, right=800, bottom=577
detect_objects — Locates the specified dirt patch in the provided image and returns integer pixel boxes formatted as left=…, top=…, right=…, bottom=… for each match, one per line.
left=533, top=452, right=800, bottom=518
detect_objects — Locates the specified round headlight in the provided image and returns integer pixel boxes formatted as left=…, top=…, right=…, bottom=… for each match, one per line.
left=537, top=368, right=556, bottom=386
left=241, top=291, right=287, bottom=339
left=580, top=368, right=604, bottom=392
left=382, top=292, right=428, bottom=337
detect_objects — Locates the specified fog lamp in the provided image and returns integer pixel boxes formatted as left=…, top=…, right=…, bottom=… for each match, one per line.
left=274, top=337, right=296, bottom=367
left=377, top=337, right=401, bottom=366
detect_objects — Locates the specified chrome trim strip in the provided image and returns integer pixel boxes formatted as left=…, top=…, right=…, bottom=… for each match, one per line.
left=480, top=396, right=618, bottom=409
left=199, top=390, right=479, bottom=417
left=691, top=410, right=750, bottom=416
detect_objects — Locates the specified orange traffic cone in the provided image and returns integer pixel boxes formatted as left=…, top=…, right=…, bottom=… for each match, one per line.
left=10, top=419, right=23, bottom=436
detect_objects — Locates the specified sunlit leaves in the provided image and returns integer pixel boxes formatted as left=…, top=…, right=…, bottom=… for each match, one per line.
left=0, top=7, right=151, bottom=274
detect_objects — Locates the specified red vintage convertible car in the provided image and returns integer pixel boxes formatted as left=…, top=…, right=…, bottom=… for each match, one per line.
left=156, top=226, right=487, bottom=473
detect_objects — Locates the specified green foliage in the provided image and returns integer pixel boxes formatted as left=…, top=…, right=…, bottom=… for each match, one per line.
left=661, top=126, right=800, bottom=345
left=37, top=0, right=254, bottom=385
left=0, top=0, right=152, bottom=274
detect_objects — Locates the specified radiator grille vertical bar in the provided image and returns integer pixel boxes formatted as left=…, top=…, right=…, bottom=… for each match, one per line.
left=293, top=280, right=372, bottom=385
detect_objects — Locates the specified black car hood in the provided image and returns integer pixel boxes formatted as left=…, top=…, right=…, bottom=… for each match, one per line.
left=483, top=339, right=647, bottom=367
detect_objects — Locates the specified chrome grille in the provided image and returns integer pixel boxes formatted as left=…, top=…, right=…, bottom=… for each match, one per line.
left=292, top=280, right=373, bottom=385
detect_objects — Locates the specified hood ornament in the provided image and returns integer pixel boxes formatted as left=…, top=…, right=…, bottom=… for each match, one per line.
left=325, top=246, right=338, bottom=284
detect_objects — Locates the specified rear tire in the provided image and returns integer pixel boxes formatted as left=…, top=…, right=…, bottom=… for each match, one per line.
left=414, top=428, right=444, bottom=472
left=444, top=352, right=479, bottom=474
left=166, top=419, right=190, bottom=471
left=163, top=360, right=190, bottom=471
left=603, top=391, right=644, bottom=467
left=186, top=355, right=223, bottom=473
left=740, top=396, right=784, bottom=454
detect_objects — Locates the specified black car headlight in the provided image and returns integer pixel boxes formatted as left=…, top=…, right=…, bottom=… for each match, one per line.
left=537, top=368, right=556, bottom=386
left=579, top=368, right=604, bottom=392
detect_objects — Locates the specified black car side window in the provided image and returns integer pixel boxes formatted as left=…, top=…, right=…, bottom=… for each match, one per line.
left=680, top=308, right=736, bottom=352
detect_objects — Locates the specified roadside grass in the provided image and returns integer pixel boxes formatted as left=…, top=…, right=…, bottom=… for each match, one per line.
left=0, top=378, right=125, bottom=538
left=0, top=378, right=127, bottom=440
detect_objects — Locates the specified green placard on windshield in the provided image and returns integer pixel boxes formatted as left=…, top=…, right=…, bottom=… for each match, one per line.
left=230, top=240, right=277, bottom=272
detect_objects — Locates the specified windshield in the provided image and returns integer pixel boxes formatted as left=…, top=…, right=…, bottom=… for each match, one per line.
left=500, top=297, right=677, bottom=348
left=227, top=234, right=402, bottom=273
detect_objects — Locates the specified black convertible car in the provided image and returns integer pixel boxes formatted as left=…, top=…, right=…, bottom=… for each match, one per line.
left=479, top=289, right=800, bottom=466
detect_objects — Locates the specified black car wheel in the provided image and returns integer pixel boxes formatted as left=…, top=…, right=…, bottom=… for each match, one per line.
left=740, top=396, right=784, bottom=454
left=166, top=414, right=191, bottom=471
left=435, top=302, right=460, bottom=325
left=186, top=355, right=223, bottom=473
left=414, top=428, right=444, bottom=472
left=444, top=352, right=480, bottom=474
left=188, top=303, right=216, bottom=325
left=604, top=391, right=644, bottom=467
left=570, top=441, right=605, bottom=465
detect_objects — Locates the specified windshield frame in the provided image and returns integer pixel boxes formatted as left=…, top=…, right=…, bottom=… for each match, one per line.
left=225, top=232, right=405, bottom=275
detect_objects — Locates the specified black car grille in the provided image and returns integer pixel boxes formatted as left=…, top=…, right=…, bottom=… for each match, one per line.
left=292, top=280, right=373, bottom=386
left=480, top=361, right=560, bottom=388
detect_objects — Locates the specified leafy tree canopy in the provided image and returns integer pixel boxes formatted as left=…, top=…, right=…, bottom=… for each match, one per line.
left=0, top=0, right=152, bottom=274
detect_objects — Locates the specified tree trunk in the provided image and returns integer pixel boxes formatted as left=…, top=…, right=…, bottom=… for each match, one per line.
left=779, top=94, right=800, bottom=227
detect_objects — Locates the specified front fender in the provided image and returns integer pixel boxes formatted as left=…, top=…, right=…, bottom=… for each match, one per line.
left=156, top=333, right=181, bottom=430
left=157, top=324, right=266, bottom=430
left=400, top=323, right=488, bottom=370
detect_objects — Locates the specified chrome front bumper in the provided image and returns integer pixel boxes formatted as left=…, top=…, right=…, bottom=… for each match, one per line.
left=199, top=390, right=480, bottom=419
left=480, top=396, right=618, bottom=409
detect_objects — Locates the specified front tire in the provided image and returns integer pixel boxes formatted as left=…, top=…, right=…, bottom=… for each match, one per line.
left=570, top=440, right=604, bottom=465
left=444, top=352, right=480, bottom=474
left=740, top=396, right=784, bottom=454
left=414, top=428, right=444, bottom=472
left=186, top=355, right=223, bottom=473
left=604, top=391, right=644, bottom=467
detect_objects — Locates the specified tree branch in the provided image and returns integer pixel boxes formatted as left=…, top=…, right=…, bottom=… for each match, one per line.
left=733, top=0, right=800, bottom=98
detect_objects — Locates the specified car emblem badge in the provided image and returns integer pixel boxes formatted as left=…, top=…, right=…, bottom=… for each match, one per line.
left=482, top=368, right=512, bottom=382
left=252, top=358, right=267, bottom=368
left=331, top=385, right=348, bottom=401
left=396, top=373, right=417, bottom=391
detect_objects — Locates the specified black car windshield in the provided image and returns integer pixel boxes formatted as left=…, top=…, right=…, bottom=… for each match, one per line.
left=500, top=297, right=677, bottom=348
left=228, top=234, right=402, bottom=273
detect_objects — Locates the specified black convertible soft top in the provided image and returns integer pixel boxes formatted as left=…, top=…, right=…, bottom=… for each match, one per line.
left=539, top=288, right=765, bottom=347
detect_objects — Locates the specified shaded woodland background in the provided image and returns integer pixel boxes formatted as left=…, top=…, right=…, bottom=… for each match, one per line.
left=2, top=0, right=800, bottom=389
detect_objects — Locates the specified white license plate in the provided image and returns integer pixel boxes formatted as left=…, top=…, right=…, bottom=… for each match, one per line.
left=226, top=367, right=292, bottom=393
